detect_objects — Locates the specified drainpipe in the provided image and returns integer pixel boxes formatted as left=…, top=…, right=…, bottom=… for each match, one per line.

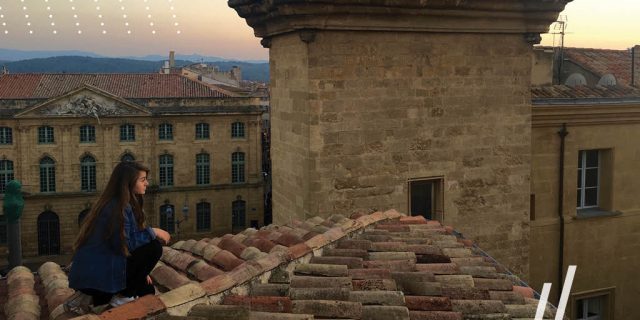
left=557, top=123, right=568, bottom=303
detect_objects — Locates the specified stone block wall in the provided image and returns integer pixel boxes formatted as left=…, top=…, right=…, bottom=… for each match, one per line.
left=270, top=31, right=532, bottom=276
left=531, top=110, right=640, bottom=319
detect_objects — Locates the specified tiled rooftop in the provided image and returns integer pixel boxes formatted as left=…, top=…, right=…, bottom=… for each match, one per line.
left=0, top=74, right=229, bottom=99
left=1, top=210, right=558, bottom=320
left=563, top=47, right=632, bottom=85
left=532, top=84, right=640, bottom=100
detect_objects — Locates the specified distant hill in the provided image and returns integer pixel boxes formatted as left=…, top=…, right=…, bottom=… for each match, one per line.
left=0, top=48, right=267, bottom=64
left=0, top=48, right=105, bottom=61
left=3, top=56, right=269, bottom=82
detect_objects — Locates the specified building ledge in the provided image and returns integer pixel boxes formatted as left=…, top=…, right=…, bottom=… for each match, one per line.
left=575, top=208, right=622, bottom=220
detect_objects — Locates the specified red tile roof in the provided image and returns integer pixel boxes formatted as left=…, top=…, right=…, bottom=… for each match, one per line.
left=532, top=84, right=640, bottom=100
left=0, top=74, right=229, bottom=99
left=2, top=211, right=558, bottom=320
left=563, top=47, right=632, bottom=85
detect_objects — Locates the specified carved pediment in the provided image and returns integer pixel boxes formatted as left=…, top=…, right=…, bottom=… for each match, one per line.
left=15, top=85, right=151, bottom=119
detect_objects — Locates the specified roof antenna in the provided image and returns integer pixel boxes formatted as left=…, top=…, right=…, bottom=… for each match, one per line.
left=550, top=15, right=568, bottom=85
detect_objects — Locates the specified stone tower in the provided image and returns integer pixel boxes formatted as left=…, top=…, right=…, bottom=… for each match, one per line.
left=229, top=0, right=570, bottom=276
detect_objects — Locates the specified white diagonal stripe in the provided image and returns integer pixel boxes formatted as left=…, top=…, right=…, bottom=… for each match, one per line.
left=535, top=283, right=552, bottom=320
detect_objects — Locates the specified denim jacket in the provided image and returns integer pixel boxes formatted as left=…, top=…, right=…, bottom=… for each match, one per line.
left=69, top=200, right=156, bottom=293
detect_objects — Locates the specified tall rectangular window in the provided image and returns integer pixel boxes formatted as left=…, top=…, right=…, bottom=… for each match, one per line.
left=0, top=127, right=13, bottom=145
left=159, top=204, right=175, bottom=234
left=196, top=153, right=210, bottom=185
left=38, top=126, right=55, bottom=144
left=196, top=202, right=211, bottom=232
left=80, top=125, right=96, bottom=143
left=0, top=160, right=14, bottom=194
left=232, top=200, right=246, bottom=230
left=195, top=123, right=210, bottom=140
left=39, top=157, right=56, bottom=192
left=80, top=155, right=97, bottom=192
left=577, top=150, right=599, bottom=209
left=232, top=152, right=245, bottom=183
left=159, top=154, right=174, bottom=187
left=159, top=123, right=173, bottom=141
left=120, top=124, right=135, bottom=142
left=231, top=122, right=245, bottom=138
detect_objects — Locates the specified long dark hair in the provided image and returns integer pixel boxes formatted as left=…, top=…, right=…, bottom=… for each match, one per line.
left=74, top=161, right=149, bottom=256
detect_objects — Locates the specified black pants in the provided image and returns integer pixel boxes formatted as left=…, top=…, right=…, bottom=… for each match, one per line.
left=81, top=240, right=163, bottom=305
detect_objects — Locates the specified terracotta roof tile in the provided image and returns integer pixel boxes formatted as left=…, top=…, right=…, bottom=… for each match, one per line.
left=0, top=73, right=229, bottom=99
left=3, top=211, right=561, bottom=320
left=222, top=295, right=293, bottom=313
left=409, top=310, right=464, bottom=320
left=352, top=278, right=398, bottom=291
left=532, top=84, right=640, bottom=100
left=564, top=47, right=632, bottom=85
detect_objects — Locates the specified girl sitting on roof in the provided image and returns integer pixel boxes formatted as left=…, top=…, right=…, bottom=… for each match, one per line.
left=67, top=161, right=171, bottom=310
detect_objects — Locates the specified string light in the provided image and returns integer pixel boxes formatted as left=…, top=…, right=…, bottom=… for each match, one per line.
left=0, top=0, right=183, bottom=36
left=0, top=5, right=7, bottom=35
left=168, top=0, right=180, bottom=35
left=120, top=0, right=131, bottom=35
left=94, top=0, right=106, bottom=34
left=145, top=0, right=156, bottom=35
left=69, top=0, right=81, bottom=35
left=44, top=0, right=58, bottom=34
left=20, top=0, right=33, bottom=35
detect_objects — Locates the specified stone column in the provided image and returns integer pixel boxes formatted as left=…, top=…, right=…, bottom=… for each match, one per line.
left=229, top=0, right=570, bottom=277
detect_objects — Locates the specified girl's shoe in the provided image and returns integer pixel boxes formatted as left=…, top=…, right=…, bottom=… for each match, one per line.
left=109, top=294, right=137, bottom=307
left=63, top=291, right=93, bottom=315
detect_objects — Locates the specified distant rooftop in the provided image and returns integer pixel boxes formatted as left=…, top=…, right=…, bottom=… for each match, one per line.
left=563, top=47, right=632, bottom=86
left=0, top=73, right=230, bottom=99
left=532, top=84, right=640, bottom=101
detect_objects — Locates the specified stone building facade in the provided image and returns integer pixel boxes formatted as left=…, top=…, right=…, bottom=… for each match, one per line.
left=230, top=0, right=570, bottom=278
left=530, top=48, right=640, bottom=320
left=0, top=73, right=264, bottom=259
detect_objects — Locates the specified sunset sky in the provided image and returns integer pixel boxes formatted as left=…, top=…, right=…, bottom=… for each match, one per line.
left=0, top=0, right=636, bottom=60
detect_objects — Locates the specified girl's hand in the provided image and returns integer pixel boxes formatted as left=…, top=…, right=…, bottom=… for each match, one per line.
left=147, top=275, right=153, bottom=285
left=152, top=228, right=171, bottom=245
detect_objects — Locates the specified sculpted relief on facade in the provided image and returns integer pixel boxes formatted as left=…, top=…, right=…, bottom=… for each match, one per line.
left=36, top=95, right=141, bottom=119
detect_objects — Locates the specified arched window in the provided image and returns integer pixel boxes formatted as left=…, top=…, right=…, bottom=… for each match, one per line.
left=121, top=153, right=135, bottom=162
left=38, top=126, right=55, bottom=144
left=159, top=154, right=174, bottom=187
left=38, top=211, right=60, bottom=255
left=0, top=159, right=14, bottom=194
left=0, top=127, right=13, bottom=145
left=195, top=122, right=210, bottom=140
left=79, top=125, right=96, bottom=143
left=158, top=123, right=173, bottom=141
left=81, top=155, right=97, bottom=192
left=196, top=153, right=210, bottom=185
left=231, top=122, right=245, bottom=138
left=78, top=209, right=90, bottom=227
left=232, top=199, right=246, bottom=230
left=196, top=202, right=211, bottom=232
left=40, top=157, right=56, bottom=193
left=159, top=203, right=175, bottom=234
left=120, top=124, right=135, bottom=142
left=231, top=152, right=245, bottom=183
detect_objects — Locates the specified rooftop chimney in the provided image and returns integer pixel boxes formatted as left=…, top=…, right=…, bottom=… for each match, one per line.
left=169, top=51, right=175, bottom=68
left=633, top=45, right=640, bottom=88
